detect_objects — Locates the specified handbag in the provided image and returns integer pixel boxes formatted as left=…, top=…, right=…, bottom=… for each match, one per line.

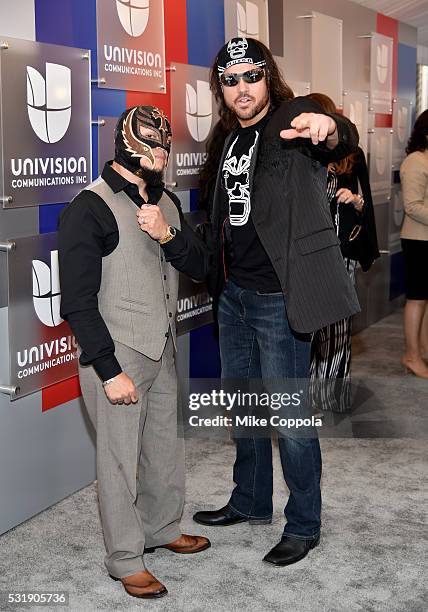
left=334, top=201, right=364, bottom=260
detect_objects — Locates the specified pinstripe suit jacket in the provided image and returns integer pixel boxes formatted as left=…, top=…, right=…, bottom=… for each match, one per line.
left=205, top=97, right=361, bottom=334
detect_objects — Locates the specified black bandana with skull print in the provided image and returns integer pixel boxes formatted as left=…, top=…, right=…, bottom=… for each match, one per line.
left=217, top=37, right=266, bottom=75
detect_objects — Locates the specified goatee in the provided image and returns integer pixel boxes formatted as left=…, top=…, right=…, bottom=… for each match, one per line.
left=136, top=166, right=164, bottom=187
left=230, top=92, right=269, bottom=121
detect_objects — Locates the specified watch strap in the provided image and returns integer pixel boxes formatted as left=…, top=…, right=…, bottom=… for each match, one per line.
left=159, top=225, right=176, bottom=245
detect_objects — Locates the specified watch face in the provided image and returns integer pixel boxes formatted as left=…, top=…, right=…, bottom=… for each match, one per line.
left=170, top=226, right=177, bottom=236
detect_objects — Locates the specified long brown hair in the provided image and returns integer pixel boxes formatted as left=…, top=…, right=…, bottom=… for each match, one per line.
left=406, top=109, right=428, bottom=155
left=210, top=38, right=294, bottom=131
left=198, top=120, right=230, bottom=208
left=307, top=92, right=358, bottom=175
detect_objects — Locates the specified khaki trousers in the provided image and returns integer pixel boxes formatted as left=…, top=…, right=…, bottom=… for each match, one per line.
left=78, top=337, right=184, bottom=578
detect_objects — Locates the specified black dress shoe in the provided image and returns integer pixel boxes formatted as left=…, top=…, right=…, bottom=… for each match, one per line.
left=193, top=505, right=271, bottom=526
left=263, top=535, right=320, bottom=566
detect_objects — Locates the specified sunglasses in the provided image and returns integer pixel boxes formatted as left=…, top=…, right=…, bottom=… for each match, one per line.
left=220, top=68, right=265, bottom=87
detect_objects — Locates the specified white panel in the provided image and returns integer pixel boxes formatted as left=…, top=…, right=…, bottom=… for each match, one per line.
left=311, top=12, right=343, bottom=107
left=389, top=185, right=404, bottom=254
left=370, top=33, right=393, bottom=114
left=224, top=0, right=269, bottom=46
left=368, top=128, right=393, bottom=204
left=0, top=0, right=35, bottom=40
left=417, top=44, right=428, bottom=65
left=287, top=79, right=311, bottom=98
left=392, top=98, right=412, bottom=168
left=417, top=64, right=428, bottom=117
left=342, top=90, right=369, bottom=157
left=273, top=57, right=311, bottom=98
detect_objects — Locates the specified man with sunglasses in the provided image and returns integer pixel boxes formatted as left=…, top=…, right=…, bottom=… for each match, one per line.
left=192, top=38, right=360, bottom=567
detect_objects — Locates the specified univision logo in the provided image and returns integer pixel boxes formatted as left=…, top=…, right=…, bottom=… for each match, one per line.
left=26, top=63, right=71, bottom=144
left=349, top=101, right=363, bottom=131
left=397, top=106, right=409, bottom=144
left=116, top=0, right=150, bottom=37
left=375, top=135, right=387, bottom=176
left=32, top=250, right=63, bottom=327
left=185, top=81, right=213, bottom=143
left=393, top=190, right=404, bottom=227
left=237, top=1, right=260, bottom=39
left=376, top=44, right=389, bottom=85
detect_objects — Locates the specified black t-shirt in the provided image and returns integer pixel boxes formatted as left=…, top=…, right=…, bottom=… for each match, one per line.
left=222, top=115, right=281, bottom=292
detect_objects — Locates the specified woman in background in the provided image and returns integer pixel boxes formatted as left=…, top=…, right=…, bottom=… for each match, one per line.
left=307, top=92, right=379, bottom=412
left=400, top=109, right=428, bottom=379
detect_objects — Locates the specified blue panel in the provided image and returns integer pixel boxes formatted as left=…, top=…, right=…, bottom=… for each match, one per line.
left=35, top=0, right=98, bottom=77
left=91, top=87, right=127, bottom=117
left=39, top=204, right=66, bottom=234
left=186, top=1, right=224, bottom=375
left=186, top=0, right=225, bottom=67
left=189, top=324, right=221, bottom=378
left=190, top=189, right=200, bottom=211
left=91, top=89, right=127, bottom=179
left=397, top=43, right=417, bottom=104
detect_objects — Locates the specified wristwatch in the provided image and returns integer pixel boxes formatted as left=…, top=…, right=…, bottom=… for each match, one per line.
left=159, top=225, right=177, bottom=245
left=102, top=377, right=116, bottom=387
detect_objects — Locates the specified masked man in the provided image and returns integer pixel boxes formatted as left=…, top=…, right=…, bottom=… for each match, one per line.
left=58, top=106, right=210, bottom=600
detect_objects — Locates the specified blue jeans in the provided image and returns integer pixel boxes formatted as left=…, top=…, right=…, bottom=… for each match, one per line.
left=218, top=280, right=322, bottom=540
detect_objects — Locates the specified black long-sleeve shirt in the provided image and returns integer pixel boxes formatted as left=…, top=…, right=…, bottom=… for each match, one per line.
left=58, top=162, right=209, bottom=381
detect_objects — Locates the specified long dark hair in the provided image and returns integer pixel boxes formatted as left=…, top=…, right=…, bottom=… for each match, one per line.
left=307, top=91, right=358, bottom=175
left=198, top=120, right=230, bottom=208
left=406, top=109, right=428, bottom=155
left=209, top=38, right=294, bottom=130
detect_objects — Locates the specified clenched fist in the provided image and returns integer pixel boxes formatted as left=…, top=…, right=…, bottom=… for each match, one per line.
left=137, top=204, right=169, bottom=241
left=104, top=372, right=138, bottom=405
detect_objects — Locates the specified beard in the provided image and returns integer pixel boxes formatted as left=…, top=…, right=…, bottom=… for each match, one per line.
left=136, top=166, right=164, bottom=186
left=227, top=90, right=270, bottom=121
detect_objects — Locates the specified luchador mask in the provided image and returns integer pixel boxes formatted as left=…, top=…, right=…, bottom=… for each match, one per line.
left=114, top=105, right=172, bottom=176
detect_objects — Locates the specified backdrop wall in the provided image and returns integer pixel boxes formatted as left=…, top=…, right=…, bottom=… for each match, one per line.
left=0, top=0, right=418, bottom=534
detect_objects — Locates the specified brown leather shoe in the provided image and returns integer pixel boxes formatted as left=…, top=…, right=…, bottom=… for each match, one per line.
left=145, top=534, right=211, bottom=554
left=110, top=569, right=167, bottom=599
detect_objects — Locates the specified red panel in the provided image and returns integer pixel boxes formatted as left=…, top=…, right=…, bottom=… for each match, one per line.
left=164, top=0, right=188, bottom=65
left=127, top=85, right=171, bottom=117
left=376, top=13, right=398, bottom=99
left=375, top=113, right=393, bottom=128
left=126, top=0, right=188, bottom=116
left=42, top=376, right=81, bottom=412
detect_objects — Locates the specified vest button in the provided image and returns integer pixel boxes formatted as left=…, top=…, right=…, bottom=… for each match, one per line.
left=164, top=275, right=167, bottom=280
left=165, top=331, right=169, bottom=338
left=166, top=293, right=170, bottom=299
left=168, top=312, right=172, bottom=318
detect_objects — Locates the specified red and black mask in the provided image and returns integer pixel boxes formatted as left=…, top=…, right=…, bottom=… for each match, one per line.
left=114, top=105, right=172, bottom=177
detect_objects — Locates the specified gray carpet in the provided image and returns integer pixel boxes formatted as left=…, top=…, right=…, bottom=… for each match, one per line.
left=0, top=311, right=427, bottom=612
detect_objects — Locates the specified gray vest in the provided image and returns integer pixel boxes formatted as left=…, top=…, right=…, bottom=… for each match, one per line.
left=87, top=177, right=180, bottom=361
